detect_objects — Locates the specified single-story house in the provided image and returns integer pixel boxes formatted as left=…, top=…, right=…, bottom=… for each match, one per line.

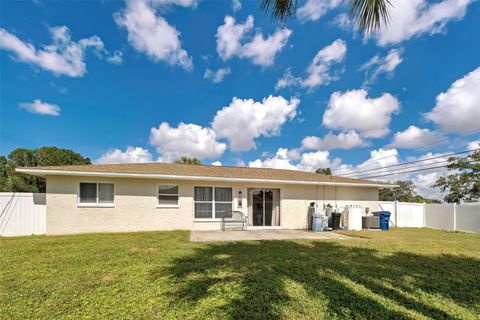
left=17, top=162, right=393, bottom=235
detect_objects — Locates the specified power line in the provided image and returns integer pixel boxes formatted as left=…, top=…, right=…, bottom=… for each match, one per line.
left=339, top=148, right=479, bottom=177
left=333, top=128, right=480, bottom=175
left=355, top=161, right=452, bottom=179
left=356, top=160, right=479, bottom=180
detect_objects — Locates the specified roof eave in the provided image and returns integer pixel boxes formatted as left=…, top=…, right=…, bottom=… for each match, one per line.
left=16, top=168, right=395, bottom=188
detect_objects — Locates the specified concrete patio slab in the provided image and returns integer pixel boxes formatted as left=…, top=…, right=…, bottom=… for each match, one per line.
left=190, top=229, right=352, bottom=242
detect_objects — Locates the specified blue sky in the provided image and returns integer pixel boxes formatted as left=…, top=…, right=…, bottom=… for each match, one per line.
left=1, top=0, right=479, bottom=198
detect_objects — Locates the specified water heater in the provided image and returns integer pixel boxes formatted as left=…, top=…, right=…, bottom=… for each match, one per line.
left=346, top=205, right=362, bottom=231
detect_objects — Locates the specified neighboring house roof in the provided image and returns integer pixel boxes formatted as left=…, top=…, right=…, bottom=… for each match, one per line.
left=16, top=162, right=394, bottom=188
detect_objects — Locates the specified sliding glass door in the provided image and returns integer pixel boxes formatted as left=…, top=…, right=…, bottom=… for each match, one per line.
left=248, top=188, right=280, bottom=227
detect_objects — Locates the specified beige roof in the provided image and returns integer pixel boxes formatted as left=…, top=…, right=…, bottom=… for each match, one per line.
left=16, top=162, right=393, bottom=187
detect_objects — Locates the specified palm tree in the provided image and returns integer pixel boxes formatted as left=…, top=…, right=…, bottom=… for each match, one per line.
left=260, top=0, right=391, bottom=34
left=315, top=167, right=332, bottom=175
left=174, top=157, right=202, bottom=165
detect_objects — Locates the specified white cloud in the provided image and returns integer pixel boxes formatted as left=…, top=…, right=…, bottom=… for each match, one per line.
left=276, top=39, right=347, bottom=91
left=406, top=152, right=451, bottom=199
left=334, top=148, right=400, bottom=178
left=240, top=29, right=292, bottom=67
left=297, top=0, right=342, bottom=22
left=216, top=15, right=291, bottom=67
left=0, top=26, right=115, bottom=77
left=389, top=126, right=445, bottom=149
left=334, top=148, right=449, bottom=200
left=211, top=95, right=300, bottom=151
left=151, top=0, right=198, bottom=7
left=360, top=48, right=403, bottom=86
left=323, top=89, right=400, bottom=138
left=302, top=130, right=365, bottom=150
left=232, top=0, right=241, bottom=12
left=216, top=15, right=254, bottom=60
left=376, top=0, right=475, bottom=46
left=211, top=161, right=223, bottom=166
left=249, top=148, right=341, bottom=172
left=302, top=38, right=347, bottom=89
left=249, top=148, right=299, bottom=170
left=298, top=150, right=341, bottom=172
left=411, top=172, right=444, bottom=200
left=149, top=122, right=226, bottom=161
left=275, top=68, right=297, bottom=90
left=19, top=99, right=61, bottom=116
left=115, top=0, right=193, bottom=70
left=467, top=140, right=480, bottom=150
left=95, top=146, right=153, bottom=164
left=425, top=67, right=480, bottom=133
left=332, top=13, right=355, bottom=32
left=106, top=50, right=123, bottom=64
left=203, top=67, right=231, bottom=83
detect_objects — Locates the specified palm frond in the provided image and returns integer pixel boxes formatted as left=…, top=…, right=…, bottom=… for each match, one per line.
left=259, top=0, right=392, bottom=35
left=349, top=0, right=391, bottom=34
left=260, top=0, right=297, bottom=24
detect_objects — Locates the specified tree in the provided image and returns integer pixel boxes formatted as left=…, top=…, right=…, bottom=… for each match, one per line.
left=433, top=148, right=480, bottom=203
left=260, top=0, right=391, bottom=34
left=174, top=157, right=202, bottom=165
left=379, top=180, right=440, bottom=203
left=315, top=167, right=332, bottom=175
left=35, top=147, right=91, bottom=166
left=0, top=147, right=91, bottom=193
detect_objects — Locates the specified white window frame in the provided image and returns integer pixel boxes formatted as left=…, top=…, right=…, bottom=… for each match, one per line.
left=77, top=182, right=115, bottom=208
left=193, top=186, right=233, bottom=221
left=157, top=184, right=179, bottom=208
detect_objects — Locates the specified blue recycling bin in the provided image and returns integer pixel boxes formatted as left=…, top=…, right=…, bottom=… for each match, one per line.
left=377, top=211, right=391, bottom=231
left=372, top=211, right=391, bottom=231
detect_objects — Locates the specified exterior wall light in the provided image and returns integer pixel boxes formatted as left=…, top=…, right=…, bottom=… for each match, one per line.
left=238, top=190, right=243, bottom=208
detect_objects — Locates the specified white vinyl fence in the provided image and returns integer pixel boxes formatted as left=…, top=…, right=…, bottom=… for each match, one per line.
left=379, top=201, right=480, bottom=233
left=0, top=193, right=46, bottom=236
left=1, top=193, right=479, bottom=236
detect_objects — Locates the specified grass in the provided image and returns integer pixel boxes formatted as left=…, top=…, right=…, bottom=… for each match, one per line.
left=1, top=228, right=479, bottom=319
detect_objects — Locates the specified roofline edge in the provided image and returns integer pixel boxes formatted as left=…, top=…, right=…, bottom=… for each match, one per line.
left=16, top=168, right=397, bottom=188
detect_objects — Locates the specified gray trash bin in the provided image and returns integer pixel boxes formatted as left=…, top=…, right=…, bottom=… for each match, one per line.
left=312, top=214, right=327, bottom=232
left=312, top=214, right=322, bottom=232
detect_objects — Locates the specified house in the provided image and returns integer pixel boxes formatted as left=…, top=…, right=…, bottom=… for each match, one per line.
left=16, top=162, right=393, bottom=235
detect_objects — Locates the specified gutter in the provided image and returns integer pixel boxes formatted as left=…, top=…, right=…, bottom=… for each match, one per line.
left=16, top=168, right=397, bottom=188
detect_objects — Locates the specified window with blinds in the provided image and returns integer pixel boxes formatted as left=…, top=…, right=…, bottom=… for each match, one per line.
left=79, top=183, right=114, bottom=205
left=158, top=185, right=179, bottom=206
left=194, top=186, right=232, bottom=219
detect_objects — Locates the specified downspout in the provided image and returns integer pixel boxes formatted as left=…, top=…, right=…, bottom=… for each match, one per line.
left=323, top=185, right=326, bottom=209
left=334, top=186, right=338, bottom=210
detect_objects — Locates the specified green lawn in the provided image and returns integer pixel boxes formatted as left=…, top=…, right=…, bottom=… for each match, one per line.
left=1, top=228, right=479, bottom=320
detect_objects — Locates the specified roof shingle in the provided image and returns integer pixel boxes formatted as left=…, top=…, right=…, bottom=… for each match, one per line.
left=17, top=162, right=391, bottom=187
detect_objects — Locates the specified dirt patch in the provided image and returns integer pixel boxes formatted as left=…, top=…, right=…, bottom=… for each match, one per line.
left=100, top=274, right=116, bottom=283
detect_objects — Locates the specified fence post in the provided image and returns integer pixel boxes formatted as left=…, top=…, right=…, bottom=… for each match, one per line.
left=453, top=203, right=457, bottom=231
left=423, top=202, right=426, bottom=228
left=394, top=200, right=399, bottom=227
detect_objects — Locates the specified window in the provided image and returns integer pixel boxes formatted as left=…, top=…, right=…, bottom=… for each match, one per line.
left=215, top=187, right=233, bottom=218
left=194, top=187, right=213, bottom=218
left=98, top=183, right=114, bottom=203
left=79, top=183, right=114, bottom=205
left=158, top=185, right=178, bottom=206
left=194, top=186, right=232, bottom=219
left=79, top=183, right=97, bottom=203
